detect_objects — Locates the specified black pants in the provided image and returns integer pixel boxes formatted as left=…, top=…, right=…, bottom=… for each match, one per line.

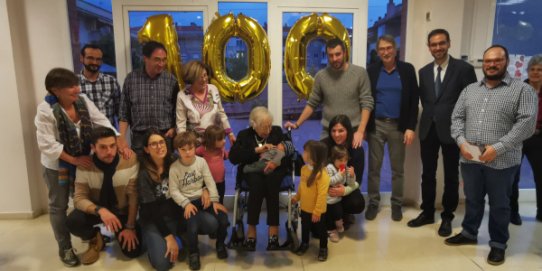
left=216, top=182, right=225, bottom=204
left=511, top=134, right=542, bottom=216
left=326, top=203, right=343, bottom=230
left=420, top=124, right=459, bottom=220
left=300, top=211, right=327, bottom=249
left=66, top=209, right=142, bottom=258
left=245, top=170, right=285, bottom=226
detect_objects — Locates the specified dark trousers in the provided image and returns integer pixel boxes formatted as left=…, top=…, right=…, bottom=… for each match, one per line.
left=300, top=211, right=327, bottom=249
left=460, top=163, right=518, bottom=250
left=66, top=209, right=142, bottom=258
left=180, top=199, right=229, bottom=254
left=245, top=171, right=285, bottom=226
left=420, top=124, right=460, bottom=220
left=511, top=135, right=542, bottom=216
left=131, top=129, right=173, bottom=156
left=216, top=182, right=225, bottom=204
left=326, top=203, right=343, bottom=230
left=341, top=188, right=365, bottom=214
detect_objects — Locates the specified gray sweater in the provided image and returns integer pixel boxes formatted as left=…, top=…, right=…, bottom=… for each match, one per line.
left=307, top=64, right=374, bottom=130
left=169, top=156, right=219, bottom=208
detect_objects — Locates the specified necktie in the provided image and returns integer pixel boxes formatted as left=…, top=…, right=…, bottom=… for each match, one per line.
left=435, top=65, right=442, bottom=97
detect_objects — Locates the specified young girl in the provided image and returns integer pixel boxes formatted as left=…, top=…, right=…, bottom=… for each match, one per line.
left=325, top=145, right=356, bottom=242
left=292, top=140, right=330, bottom=261
left=196, top=125, right=228, bottom=203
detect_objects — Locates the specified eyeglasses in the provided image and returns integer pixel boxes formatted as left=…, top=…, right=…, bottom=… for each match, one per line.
left=148, top=140, right=166, bottom=149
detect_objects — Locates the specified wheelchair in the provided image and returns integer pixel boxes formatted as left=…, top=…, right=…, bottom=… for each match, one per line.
left=227, top=130, right=303, bottom=252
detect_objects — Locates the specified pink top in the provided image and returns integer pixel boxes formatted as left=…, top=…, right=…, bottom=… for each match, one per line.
left=196, top=146, right=228, bottom=183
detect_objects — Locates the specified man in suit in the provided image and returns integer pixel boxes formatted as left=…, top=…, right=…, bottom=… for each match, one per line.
left=365, top=34, right=419, bottom=222
left=407, top=29, right=477, bottom=236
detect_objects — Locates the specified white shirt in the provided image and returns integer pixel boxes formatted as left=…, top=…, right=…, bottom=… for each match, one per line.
left=35, top=94, right=117, bottom=170
left=433, top=54, right=450, bottom=82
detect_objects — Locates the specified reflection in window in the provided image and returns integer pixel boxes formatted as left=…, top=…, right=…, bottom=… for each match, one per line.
left=367, top=0, right=404, bottom=65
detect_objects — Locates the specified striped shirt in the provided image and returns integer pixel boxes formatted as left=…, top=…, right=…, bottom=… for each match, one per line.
left=451, top=73, right=538, bottom=169
left=119, top=69, right=179, bottom=132
left=78, top=71, right=121, bottom=125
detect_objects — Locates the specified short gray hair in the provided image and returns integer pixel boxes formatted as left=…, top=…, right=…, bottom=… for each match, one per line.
left=528, top=54, right=542, bottom=70
left=377, top=34, right=397, bottom=49
left=249, top=106, right=273, bottom=128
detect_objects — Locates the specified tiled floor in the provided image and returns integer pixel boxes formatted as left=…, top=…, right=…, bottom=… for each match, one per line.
left=1, top=203, right=541, bottom=270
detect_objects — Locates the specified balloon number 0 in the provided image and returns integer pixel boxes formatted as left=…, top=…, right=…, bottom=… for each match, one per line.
left=203, top=12, right=271, bottom=103
left=284, top=13, right=351, bottom=100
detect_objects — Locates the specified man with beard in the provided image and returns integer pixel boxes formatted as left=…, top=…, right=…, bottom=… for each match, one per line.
left=446, top=45, right=538, bottom=265
left=66, top=127, right=142, bottom=265
left=78, top=44, right=121, bottom=127
left=407, top=29, right=477, bottom=236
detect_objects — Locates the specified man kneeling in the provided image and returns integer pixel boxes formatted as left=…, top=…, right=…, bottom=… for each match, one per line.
left=67, top=127, right=142, bottom=264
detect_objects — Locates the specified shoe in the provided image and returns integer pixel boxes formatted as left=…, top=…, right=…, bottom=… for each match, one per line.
left=188, top=253, right=200, bottom=270
left=328, top=230, right=339, bottom=243
left=81, top=231, right=104, bottom=265
left=510, top=212, right=522, bottom=226
left=336, top=219, right=345, bottom=233
left=438, top=219, right=452, bottom=237
left=487, top=247, right=505, bottom=265
left=295, top=243, right=309, bottom=256
left=407, top=213, right=435, bottom=228
left=444, top=233, right=477, bottom=246
left=216, top=243, right=228, bottom=259
left=266, top=235, right=280, bottom=251
left=59, top=247, right=80, bottom=267
left=365, top=205, right=378, bottom=221
left=243, top=238, right=256, bottom=251
left=317, top=247, right=328, bottom=261
left=391, top=205, right=403, bottom=221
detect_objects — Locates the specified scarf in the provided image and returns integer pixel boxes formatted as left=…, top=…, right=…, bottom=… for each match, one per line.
left=93, top=153, right=120, bottom=209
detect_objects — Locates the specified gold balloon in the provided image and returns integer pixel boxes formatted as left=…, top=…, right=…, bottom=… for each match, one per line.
left=284, top=13, right=351, bottom=100
left=203, top=12, right=270, bottom=103
left=138, top=14, right=185, bottom=89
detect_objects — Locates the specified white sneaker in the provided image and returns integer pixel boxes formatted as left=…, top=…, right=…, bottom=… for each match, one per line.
left=328, top=230, right=339, bottom=242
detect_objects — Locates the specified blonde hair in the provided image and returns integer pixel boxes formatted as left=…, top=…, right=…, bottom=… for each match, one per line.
left=249, top=106, right=273, bottom=129
left=182, top=61, right=209, bottom=84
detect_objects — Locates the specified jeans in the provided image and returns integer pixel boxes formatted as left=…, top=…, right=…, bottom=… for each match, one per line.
left=141, top=217, right=180, bottom=271
left=181, top=200, right=229, bottom=254
left=43, top=167, right=72, bottom=251
left=460, top=163, right=519, bottom=250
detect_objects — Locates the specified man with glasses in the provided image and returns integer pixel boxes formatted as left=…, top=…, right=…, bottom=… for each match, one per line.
left=119, top=41, right=179, bottom=155
left=408, top=29, right=477, bottom=236
left=78, top=44, right=121, bottom=127
left=446, top=45, right=537, bottom=265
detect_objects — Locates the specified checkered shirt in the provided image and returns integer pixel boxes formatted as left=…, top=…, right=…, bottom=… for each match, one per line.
left=451, top=73, right=538, bottom=169
left=78, top=72, right=121, bottom=125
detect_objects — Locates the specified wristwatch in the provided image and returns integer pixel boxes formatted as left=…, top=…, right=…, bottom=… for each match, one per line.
left=94, top=205, right=102, bottom=216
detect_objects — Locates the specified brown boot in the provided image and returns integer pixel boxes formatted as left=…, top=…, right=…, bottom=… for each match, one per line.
left=81, top=231, right=104, bottom=265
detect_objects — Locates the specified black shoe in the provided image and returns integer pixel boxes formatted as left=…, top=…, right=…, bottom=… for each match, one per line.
left=243, top=238, right=256, bottom=251
left=438, top=219, right=452, bottom=237
left=391, top=205, right=403, bottom=221
left=59, top=248, right=80, bottom=267
left=365, top=205, right=378, bottom=221
left=295, top=243, right=309, bottom=256
left=188, top=253, right=200, bottom=270
left=445, top=233, right=477, bottom=246
left=317, top=248, right=328, bottom=261
left=216, top=243, right=228, bottom=259
left=487, top=247, right=505, bottom=265
left=510, top=212, right=522, bottom=226
left=266, top=235, right=280, bottom=251
left=407, top=213, right=435, bottom=228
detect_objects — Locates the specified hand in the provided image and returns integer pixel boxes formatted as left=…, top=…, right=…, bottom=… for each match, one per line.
left=403, top=129, right=416, bottom=145
left=284, top=121, right=299, bottom=130
left=117, top=138, right=133, bottom=160
left=212, top=202, right=228, bottom=214
left=459, top=143, right=474, bottom=160
left=184, top=203, right=198, bottom=219
left=98, top=208, right=122, bottom=232
left=201, top=189, right=211, bottom=209
left=311, top=214, right=321, bottom=223
left=164, top=128, right=176, bottom=138
left=263, top=161, right=278, bottom=173
left=164, top=234, right=179, bottom=263
left=352, top=131, right=364, bottom=149
left=118, top=228, right=139, bottom=252
left=228, top=133, right=236, bottom=144
left=479, top=145, right=497, bottom=163
left=328, top=184, right=346, bottom=197
left=291, top=197, right=298, bottom=204
left=255, top=143, right=273, bottom=154
left=73, top=156, right=93, bottom=169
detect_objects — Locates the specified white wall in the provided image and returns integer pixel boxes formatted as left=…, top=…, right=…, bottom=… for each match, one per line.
left=0, top=0, right=504, bottom=217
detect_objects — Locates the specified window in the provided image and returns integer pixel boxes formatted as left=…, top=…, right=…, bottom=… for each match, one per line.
left=367, top=0, right=404, bottom=65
